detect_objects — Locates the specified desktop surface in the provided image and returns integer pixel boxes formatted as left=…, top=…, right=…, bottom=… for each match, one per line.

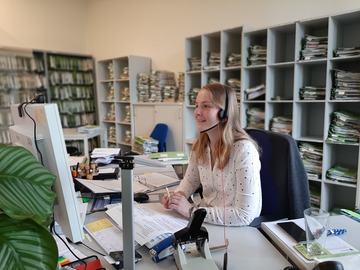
left=76, top=210, right=290, bottom=270
left=261, top=215, right=360, bottom=270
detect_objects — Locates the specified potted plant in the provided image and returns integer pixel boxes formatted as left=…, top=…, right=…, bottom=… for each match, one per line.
left=0, top=145, right=59, bottom=269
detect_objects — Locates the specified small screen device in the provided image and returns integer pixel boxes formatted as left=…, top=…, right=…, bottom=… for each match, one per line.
left=277, top=221, right=306, bottom=242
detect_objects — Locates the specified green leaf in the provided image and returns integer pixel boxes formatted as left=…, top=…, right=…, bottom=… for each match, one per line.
left=0, top=214, right=58, bottom=270
left=0, top=145, right=56, bottom=227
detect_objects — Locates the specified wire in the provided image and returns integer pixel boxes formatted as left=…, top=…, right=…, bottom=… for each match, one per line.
left=217, top=123, right=228, bottom=270
left=78, top=242, right=106, bottom=257
left=50, top=218, right=88, bottom=270
left=23, top=100, right=44, bottom=166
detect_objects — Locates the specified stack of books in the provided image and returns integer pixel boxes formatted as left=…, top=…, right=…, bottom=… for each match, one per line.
left=133, top=135, right=159, bottom=154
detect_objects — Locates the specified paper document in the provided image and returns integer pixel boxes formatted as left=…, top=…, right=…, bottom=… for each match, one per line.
left=106, top=202, right=188, bottom=246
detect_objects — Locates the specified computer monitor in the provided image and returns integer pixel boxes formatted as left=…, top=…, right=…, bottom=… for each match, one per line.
left=9, top=103, right=84, bottom=243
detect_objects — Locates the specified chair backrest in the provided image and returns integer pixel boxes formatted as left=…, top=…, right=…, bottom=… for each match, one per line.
left=150, top=123, right=168, bottom=152
left=245, top=129, right=311, bottom=221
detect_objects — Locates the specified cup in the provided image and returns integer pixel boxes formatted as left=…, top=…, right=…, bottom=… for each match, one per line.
left=304, top=207, right=330, bottom=256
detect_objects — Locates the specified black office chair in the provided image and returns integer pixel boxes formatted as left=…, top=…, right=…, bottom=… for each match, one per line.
left=245, top=129, right=311, bottom=228
left=150, top=123, right=168, bottom=152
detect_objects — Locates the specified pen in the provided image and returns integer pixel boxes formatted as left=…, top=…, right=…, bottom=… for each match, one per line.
left=166, top=187, right=170, bottom=198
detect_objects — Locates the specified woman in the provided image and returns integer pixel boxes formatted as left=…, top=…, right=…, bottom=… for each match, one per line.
left=163, top=83, right=262, bottom=226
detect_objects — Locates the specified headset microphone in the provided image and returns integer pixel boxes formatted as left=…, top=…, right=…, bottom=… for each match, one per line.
left=200, top=122, right=220, bottom=133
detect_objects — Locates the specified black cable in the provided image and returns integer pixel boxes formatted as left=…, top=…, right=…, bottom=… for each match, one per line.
left=78, top=242, right=106, bottom=257
left=23, top=100, right=44, bottom=165
left=50, top=218, right=88, bottom=270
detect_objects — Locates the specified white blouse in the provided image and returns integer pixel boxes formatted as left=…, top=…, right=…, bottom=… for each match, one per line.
left=175, top=139, right=262, bottom=226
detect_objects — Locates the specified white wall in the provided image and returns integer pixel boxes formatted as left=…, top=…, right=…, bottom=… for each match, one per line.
left=2, top=0, right=360, bottom=73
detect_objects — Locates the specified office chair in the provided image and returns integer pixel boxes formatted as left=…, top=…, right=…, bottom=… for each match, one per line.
left=245, top=129, right=311, bottom=228
left=150, top=123, right=168, bottom=152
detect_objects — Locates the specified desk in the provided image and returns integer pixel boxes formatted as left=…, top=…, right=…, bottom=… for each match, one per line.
left=63, top=128, right=108, bottom=156
left=261, top=215, right=360, bottom=270
left=76, top=211, right=290, bottom=270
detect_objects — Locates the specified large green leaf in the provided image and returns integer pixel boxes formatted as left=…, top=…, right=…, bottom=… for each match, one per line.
left=0, top=214, right=58, bottom=270
left=0, top=145, right=57, bottom=227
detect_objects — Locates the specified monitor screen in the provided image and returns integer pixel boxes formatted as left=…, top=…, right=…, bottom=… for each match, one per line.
left=9, top=103, right=84, bottom=243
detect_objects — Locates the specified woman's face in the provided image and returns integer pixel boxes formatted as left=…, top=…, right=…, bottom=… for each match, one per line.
left=194, top=88, right=221, bottom=133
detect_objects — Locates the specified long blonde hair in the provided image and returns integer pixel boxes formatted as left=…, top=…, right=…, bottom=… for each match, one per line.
left=191, top=83, right=258, bottom=168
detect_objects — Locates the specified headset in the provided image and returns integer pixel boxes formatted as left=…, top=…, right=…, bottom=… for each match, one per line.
left=218, top=86, right=229, bottom=121
left=200, top=86, right=229, bottom=133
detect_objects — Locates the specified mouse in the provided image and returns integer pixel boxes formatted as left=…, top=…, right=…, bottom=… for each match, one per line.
left=134, top=192, right=149, bottom=203
left=312, top=261, right=344, bottom=270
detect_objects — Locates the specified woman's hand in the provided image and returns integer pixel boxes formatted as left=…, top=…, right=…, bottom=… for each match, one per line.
left=165, top=191, right=192, bottom=218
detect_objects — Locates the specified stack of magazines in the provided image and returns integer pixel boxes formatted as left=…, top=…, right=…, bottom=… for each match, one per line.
left=333, top=46, right=360, bottom=57
left=203, top=52, right=220, bottom=70
left=300, top=34, right=328, bottom=60
left=187, top=57, right=201, bottom=71
left=331, top=69, right=360, bottom=100
left=270, top=116, right=292, bottom=134
left=226, top=53, right=241, bottom=67
left=327, top=111, right=360, bottom=143
left=133, top=135, right=159, bottom=154
left=246, top=107, right=265, bottom=129
left=298, top=142, right=323, bottom=181
left=326, top=164, right=357, bottom=184
left=247, top=45, right=267, bottom=66
left=299, top=85, right=326, bottom=100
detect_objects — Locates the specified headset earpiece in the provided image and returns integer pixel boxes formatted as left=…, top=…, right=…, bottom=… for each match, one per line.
left=218, top=87, right=229, bottom=121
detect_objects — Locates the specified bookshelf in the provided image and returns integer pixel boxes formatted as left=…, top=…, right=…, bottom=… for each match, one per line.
left=97, top=55, right=151, bottom=153
left=185, top=10, right=360, bottom=212
left=0, top=48, right=46, bottom=145
left=46, top=53, right=96, bottom=128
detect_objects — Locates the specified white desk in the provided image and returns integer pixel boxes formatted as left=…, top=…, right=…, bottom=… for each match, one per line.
left=76, top=211, right=290, bottom=270
left=261, top=215, right=360, bottom=270
left=63, top=128, right=108, bottom=156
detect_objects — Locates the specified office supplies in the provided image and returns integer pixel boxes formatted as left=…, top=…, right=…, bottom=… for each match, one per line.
left=340, top=209, right=360, bottom=222
left=173, top=208, right=218, bottom=270
left=149, top=234, right=175, bottom=263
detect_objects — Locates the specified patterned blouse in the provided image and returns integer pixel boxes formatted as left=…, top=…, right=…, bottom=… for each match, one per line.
left=175, top=139, right=262, bottom=226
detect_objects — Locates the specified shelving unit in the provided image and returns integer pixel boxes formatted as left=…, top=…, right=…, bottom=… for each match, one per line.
left=97, top=55, right=151, bottom=153
left=185, top=10, right=360, bottom=212
left=184, top=26, right=246, bottom=153
left=0, top=48, right=46, bottom=145
left=46, top=53, right=96, bottom=128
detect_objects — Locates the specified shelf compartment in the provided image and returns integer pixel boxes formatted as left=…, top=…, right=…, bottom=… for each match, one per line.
left=267, top=65, right=294, bottom=101
left=268, top=23, right=296, bottom=64
left=293, top=102, right=325, bottom=141
left=221, top=27, right=243, bottom=69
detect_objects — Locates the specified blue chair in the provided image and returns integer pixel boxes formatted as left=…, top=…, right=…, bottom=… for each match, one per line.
left=245, top=129, right=311, bottom=227
left=150, top=123, right=168, bottom=152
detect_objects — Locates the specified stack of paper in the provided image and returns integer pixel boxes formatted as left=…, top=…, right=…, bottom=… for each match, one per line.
left=203, top=52, right=220, bottom=70
left=187, top=57, right=201, bottom=71
left=244, top=84, right=265, bottom=100
left=299, top=86, right=326, bottom=100
left=327, top=111, right=360, bottom=143
left=298, top=142, right=323, bottom=181
left=326, top=164, right=357, bottom=184
left=247, top=45, right=267, bottom=66
left=331, top=69, right=360, bottom=100
left=133, top=135, right=158, bottom=154
left=90, top=148, right=121, bottom=165
left=270, top=116, right=292, bottom=134
left=77, top=125, right=101, bottom=133
left=246, top=107, right=265, bottom=129
left=300, top=34, right=328, bottom=60
left=333, top=46, right=360, bottom=57
left=226, top=53, right=241, bottom=67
